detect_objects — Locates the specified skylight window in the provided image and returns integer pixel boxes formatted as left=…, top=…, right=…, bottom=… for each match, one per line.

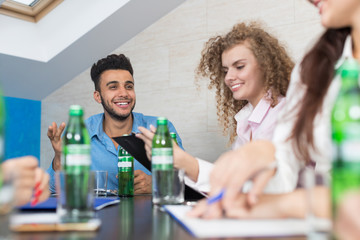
left=0, top=0, right=62, bottom=22
left=10, top=0, right=38, bottom=6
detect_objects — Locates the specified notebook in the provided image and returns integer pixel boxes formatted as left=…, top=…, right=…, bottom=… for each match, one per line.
left=10, top=213, right=102, bottom=232
left=163, top=205, right=331, bottom=238
left=19, top=197, right=120, bottom=211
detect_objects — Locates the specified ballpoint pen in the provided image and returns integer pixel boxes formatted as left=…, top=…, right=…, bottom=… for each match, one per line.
left=207, top=161, right=278, bottom=205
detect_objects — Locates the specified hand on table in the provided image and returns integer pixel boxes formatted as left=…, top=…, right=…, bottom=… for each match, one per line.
left=335, top=192, right=360, bottom=240
left=134, top=170, right=152, bottom=194
left=188, top=192, right=290, bottom=219
left=189, top=140, right=276, bottom=218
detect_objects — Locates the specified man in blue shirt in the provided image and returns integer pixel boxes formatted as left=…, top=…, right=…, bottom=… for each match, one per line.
left=46, top=54, right=183, bottom=193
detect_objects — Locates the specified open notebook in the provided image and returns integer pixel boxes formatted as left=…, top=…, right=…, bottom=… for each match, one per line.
left=164, top=205, right=331, bottom=238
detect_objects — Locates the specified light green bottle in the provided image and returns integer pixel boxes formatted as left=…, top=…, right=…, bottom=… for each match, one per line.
left=118, top=136, right=134, bottom=197
left=151, top=117, right=174, bottom=204
left=331, top=58, right=360, bottom=215
left=62, top=105, right=91, bottom=212
left=170, top=132, right=178, bottom=145
left=152, top=118, right=173, bottom=171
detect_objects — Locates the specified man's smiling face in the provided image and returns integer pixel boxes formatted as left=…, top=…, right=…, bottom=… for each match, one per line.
left=94, top=69, right=136, bottom=121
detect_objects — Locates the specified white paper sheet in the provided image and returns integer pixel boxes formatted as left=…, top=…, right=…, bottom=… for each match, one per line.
left=164, top=205, right=331, bottom=238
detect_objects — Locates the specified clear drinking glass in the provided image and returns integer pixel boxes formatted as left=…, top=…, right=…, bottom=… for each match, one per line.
left=301, top=166, right=332, bottom=240
left=56, top=171, right=95, bottom=223
left=94, top=170, right=108, bottom=197
left=152, top=168, right=185, bottom=205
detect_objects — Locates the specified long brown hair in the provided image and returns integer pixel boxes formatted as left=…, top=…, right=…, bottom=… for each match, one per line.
left=291, top=27, right=350, bottom=163
left=196, top=22, right=294, bottom=144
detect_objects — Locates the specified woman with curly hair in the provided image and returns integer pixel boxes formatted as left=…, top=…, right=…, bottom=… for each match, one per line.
left=189, top=0, right=360, bottom=223
left=197, top=21, right=293, bottom=149
left=137, top=22, right=294, bottom=194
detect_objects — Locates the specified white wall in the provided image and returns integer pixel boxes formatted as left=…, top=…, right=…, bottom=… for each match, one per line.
left=40, top=0, right=323, bottom=170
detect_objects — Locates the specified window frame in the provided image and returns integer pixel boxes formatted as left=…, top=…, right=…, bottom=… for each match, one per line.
left=0, top=0, right=63, bottom=22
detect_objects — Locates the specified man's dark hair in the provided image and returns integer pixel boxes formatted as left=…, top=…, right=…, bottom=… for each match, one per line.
left=90, top=54, right=134, bottom=91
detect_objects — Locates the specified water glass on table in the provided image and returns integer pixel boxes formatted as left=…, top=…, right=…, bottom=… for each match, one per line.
left=300, top=166, right=331, bottom=239
left=94, top=170, right=108, bottom=197
left=152, top=168, right=185, bottom=205
left=56, top=171, right=95, bottom=223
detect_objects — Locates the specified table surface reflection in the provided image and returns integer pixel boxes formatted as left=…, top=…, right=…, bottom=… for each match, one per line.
left=11, top=195, right=306, bottom=240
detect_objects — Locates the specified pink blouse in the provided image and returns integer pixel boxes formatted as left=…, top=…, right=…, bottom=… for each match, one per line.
left=232, top=96, right=286, bottom=150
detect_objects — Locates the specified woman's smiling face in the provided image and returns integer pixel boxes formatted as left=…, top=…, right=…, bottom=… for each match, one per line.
left=222, top=42, right=265, bottom=107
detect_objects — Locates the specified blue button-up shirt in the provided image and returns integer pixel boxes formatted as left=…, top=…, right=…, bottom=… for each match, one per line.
left=47, top=112, right=183, bottom=193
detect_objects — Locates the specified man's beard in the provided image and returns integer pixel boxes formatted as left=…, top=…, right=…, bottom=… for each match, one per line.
left=100, top=95, right=135, bottom=121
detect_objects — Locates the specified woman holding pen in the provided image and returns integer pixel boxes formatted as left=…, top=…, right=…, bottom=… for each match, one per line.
left=137, top=22, right=294, bottom=193
left=190, top=0, right=360, bottom=221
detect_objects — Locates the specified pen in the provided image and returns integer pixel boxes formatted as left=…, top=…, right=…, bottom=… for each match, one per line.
left=206, top=161, right=278, bottom=205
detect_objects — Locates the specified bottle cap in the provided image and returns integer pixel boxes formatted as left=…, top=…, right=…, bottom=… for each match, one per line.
left=69, top=105, right=84, bottom=116
left=341, top=59, right=360, bottom=79
left=157, top=117, right=168, bottom=125
left=170, top=132, right=176, bottom=139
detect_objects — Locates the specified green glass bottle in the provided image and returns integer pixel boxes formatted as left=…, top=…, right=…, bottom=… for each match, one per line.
left=152, top=117, right=173, bottom=171
left=118, top=137, right=134, bottom=197
left=170, top=132, right=178, bottom=145
left=152, top=117, right=174, bottom=204
left=62, top=105, right=91, bottom=212
left=331, top=58, right=360, bottom=215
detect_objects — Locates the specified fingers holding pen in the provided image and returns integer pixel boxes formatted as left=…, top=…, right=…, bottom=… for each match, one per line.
left=246, top=168, right=276, bottom=206
left=31, top=168, right=50, bottom=205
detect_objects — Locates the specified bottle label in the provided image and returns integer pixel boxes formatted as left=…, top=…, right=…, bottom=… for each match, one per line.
left=64, top=144, right=91, bottom=166
left=152, top=148, right=173, bottom=167
left=118, top=156, right=133, bottom=172
left=333, top=140, right=360, bottom=162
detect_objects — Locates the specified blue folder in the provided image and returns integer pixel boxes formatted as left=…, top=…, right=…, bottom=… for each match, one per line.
left=19, top=197, right=120, bottom=211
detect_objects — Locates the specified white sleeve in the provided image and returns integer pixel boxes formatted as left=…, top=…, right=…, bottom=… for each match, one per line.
left=184, top=158, right=213, bottom=193
left=265, top=64, right=335, bottom=193
left=264, top=64, right=304, bottom=193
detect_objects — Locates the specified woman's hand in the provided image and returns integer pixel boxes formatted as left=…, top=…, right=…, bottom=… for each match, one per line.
left=2, top=156, right=50, bottom=206
left=198, top=140, right=276, bottom=217
left=31, top=167, right=50, bottom=205
left=136, top=125, right=156, bottom=161
left=335, top=192, right=360, bottom=240
left=137, top=126, right=200, bottom=182
left=188, top=193, right=289, bottom=219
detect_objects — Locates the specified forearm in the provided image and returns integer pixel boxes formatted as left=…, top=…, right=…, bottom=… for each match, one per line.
left=278, top=187, right=330, bottom=219
left=52, top=154, right=61, bottom=171
left=174, top=148, right=199, bottom=182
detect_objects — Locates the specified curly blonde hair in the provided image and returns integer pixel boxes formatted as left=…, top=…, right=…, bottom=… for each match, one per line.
left=196, top=22, right=294, bottom=144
